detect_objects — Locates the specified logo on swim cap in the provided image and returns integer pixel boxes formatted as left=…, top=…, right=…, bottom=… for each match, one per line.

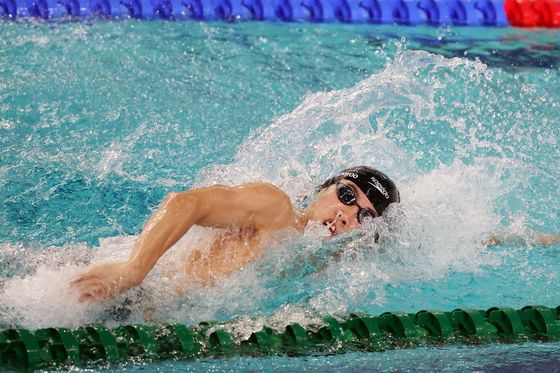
left=318, top=166, right=399, bottom=216
left=340, top=172, right=359, bottom=179
left=368, top=177, right=390, bottom=199
left=337, top=166, right=399, bottom=216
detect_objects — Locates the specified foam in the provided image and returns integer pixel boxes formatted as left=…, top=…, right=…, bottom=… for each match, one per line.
left=1, top=48, right=556, bottom=330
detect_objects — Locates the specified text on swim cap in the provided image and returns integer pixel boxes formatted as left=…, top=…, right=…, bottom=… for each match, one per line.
left=341, top=172, right=359, bottom=179
left=368, top=177, right=390, bottom=199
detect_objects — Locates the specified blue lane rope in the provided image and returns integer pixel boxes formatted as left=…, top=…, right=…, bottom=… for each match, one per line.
left=3, top=0, right=509, bottom=25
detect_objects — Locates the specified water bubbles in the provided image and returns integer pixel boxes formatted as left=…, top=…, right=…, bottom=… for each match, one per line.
left=0, top=26, right=558, bottom=330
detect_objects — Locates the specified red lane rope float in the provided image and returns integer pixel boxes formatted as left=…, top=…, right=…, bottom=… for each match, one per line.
left=505, top=0, right=560, bottom=27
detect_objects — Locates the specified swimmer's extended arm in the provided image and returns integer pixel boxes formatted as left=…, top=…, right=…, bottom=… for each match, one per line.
left=71, top=183, right=295, bottom=302
left=485, top=231, right=560, bottom=246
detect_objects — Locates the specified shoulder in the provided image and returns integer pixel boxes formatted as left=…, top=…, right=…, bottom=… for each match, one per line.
left=199, top=182, right=289, bottom=201
left=234, top=183, right=295, bottom=229
left=234, top=182, right=292, bottom=208
left=236, top=182, right=289, bottom=196
left=184, top=182, right=295, bottom=230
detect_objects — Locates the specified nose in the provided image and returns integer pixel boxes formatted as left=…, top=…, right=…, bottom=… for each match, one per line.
left=335, top=209, right=359, bottom=231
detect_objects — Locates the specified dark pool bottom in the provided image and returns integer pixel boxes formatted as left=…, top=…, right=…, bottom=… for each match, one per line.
left=1, top=305, right=559, bottom=371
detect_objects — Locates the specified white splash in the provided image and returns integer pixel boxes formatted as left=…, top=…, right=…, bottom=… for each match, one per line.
left=0, top=49, right=551, bottom=330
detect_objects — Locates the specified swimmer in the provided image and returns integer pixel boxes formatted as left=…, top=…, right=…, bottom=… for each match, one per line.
left=71, top=165, right=559, bottom=302
left=71, top=166, right=400, bottom=302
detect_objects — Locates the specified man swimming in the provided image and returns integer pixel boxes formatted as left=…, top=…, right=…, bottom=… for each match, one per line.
left=71, top=166, right=400, bottom=302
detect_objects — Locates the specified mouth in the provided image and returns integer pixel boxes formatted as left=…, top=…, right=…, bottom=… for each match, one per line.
left=323, top=219, right=337, bottom=236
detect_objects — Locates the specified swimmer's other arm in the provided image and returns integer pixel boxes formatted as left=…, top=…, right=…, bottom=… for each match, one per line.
left=70, top=183, right=295, bottom=302
left=484, top=231, right=560, bottom=246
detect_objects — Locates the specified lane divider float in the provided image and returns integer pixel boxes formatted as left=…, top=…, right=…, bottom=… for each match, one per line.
left=1, top=0, right=559, bottom=27
left=1, top=305, right=560, bottom=371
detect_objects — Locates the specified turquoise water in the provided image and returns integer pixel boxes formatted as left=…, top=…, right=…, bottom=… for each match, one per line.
left=100, top=342, right=560, bottom=371
left=1, top=21, right=560, bottom=370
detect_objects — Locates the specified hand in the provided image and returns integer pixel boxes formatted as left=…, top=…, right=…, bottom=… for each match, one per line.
left=70, top=262, right=143, bottom=302
left=534, top=232, right=560, bottom=245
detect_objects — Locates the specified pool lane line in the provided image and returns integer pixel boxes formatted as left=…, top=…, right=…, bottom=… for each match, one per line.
left=1, top=304, right=560, bottom=371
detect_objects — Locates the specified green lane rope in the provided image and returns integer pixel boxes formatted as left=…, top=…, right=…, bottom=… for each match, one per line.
left=1, top=305, right=560, bottom=371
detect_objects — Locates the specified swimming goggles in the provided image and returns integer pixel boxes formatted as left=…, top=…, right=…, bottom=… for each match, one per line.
left=336, top=183, right=378, bottom=223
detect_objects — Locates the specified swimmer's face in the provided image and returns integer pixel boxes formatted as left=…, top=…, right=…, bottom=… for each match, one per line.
left=309, top=180, right=377, bottom=237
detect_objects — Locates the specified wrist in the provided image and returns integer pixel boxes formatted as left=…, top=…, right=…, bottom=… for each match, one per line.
left=124, top=260, right=147, bottom=285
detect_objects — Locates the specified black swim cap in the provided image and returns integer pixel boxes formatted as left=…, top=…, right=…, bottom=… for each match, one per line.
left=319, top=166, right=400, bottom=216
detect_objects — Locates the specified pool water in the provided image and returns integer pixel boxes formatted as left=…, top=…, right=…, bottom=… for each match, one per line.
left=1, top=20, right=559, bottom=371
left=109, top=342, right=560, bottom=371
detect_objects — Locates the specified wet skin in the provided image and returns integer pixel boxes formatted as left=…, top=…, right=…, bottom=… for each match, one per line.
left=70, top=180, right=376, bottom=302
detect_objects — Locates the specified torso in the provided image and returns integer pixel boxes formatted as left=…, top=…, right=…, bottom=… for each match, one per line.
left=185, top=227, right=266, bottom=286
left=183, top=183, right=307, bottom=287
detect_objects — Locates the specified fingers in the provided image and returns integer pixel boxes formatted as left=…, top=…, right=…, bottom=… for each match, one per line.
left=72, top=276, right=123, bottom=302
left=78, top=289, right=105, bottom=302
left=77, top=283, right=111, bottom=302
left=69, top=262, right=132, bottom=302
left=70, top=275, right=99, bottom=292
left=70, top=270, right=100, bottom=287
left=70, top=276, right=87, bottom=287
left=69, top=274, right=108, bottom=302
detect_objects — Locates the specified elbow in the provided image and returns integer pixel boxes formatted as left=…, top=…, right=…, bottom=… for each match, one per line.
left=166, top=191, right=196, bottom=209
left=164, top=191, right=200, bottom=222
left=164, top=192, right=180, bottom=204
